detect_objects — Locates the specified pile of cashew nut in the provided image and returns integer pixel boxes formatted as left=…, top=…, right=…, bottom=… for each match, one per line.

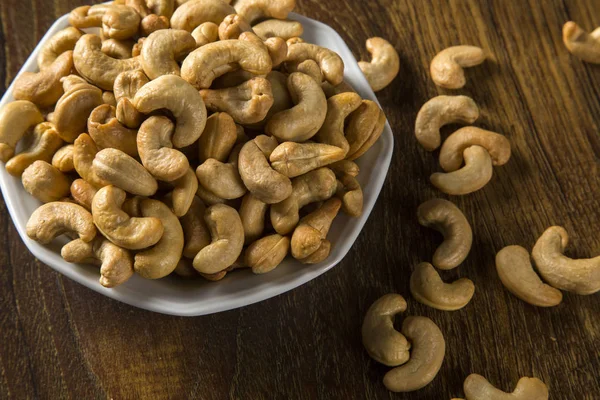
left=0, top=0, right=400, bottom=288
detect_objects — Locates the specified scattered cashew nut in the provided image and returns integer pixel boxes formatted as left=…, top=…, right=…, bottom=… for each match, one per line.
left=358, top=37, right=399, bottom=92
left=430, top=45, right=486, bottom=89
left=430, top=146, right=493, bottom=195
left=562, top=21, right=600, bottom=64
left=410, top=262, right=475, bottom=311
left=463, top=374, right=549, bottom=400
left=440, top=127, right=511, bottom=172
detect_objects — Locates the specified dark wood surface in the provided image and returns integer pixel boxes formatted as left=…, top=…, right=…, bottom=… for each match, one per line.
left=1, top=0, right=600, bottom=399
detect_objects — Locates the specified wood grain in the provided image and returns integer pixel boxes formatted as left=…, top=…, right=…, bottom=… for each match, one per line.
left=1, top=0, right=599, bottom=399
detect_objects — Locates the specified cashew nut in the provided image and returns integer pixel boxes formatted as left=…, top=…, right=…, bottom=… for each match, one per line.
left=93, top=148, right=158, bottom=196
left=192, top=204, right=244, bottom=274
left=264, top=37, right=288, bottom=68
left=92, top=185, right=163, bottom=250
left=134, top=199, right=184, bottom=279
left=200, top=77, right=274, bottom=124
left=563, top=21, right=600, bottom=64
left=335, top=174, right=363, bottom=217
left=170, top=0, right=235, bottom=32
left=218, top=14, right=251, bottom=40
left=247, top=71, right=292, bottom=129
left=290, top=198, right=340, bottom=260
left=101, top=39, right=135, bottom=60
left=6, top=122, right=63, bottom=177
left=430, top=45, right=486, bottom=89
left=22, top=161, right=71, bottom=203
left=125, top=0, right=150, bottom=17
left=361, top=293, right=410, bottom=367
left=239, top=193, right=267, bottom=245
left=147, top=0, right=175, bottom=17
left=314, top=92, right=362, bottom=155
left=286, top=36, right=304, bottom=46
left=103, top=91, right=117, bottom=106
left=52, top=144, right=75, bottom=173
left=141, top=29, right=196, bottom=79
left=192, top=22, right=219, bottom=46
left=463, top=374, right=549, bottom=400
left=73, top=34, right=142, bottom=90
left=137, top=116, right=189, bottom=182
left=345, top=100, right=387, bottom=161
left=88, top=104, right=138, bottom=157
left=114, top=69, right=148, bottom=128
left=196, top=158, right=247, bottom=199
left=253, top=19, right=303, bottom=40
left=26, top=201, right=96, bottom=244
left=298, top=239, right=331, bottom=264
left=532, top=226, right=600, bottom=295
left=417, top=198, right=472, bottom=270
left=140, top=14, right=171, bottom=36
left=180, top=196, right=211, bottom=258
left=410, top=262, right=475, bottom=311
left=329, top=160, right=359, bottom=177
left=383, top=316, right=445, bottom=392
left=68, top=4, right=110, bottom=29
left=287, top=59, right=322, bottom=83
left=37, top=27, right=82, bottom=70
left=233, top=0, right=295, bottom=25
left=440, top=127, right=511, bottom=172
left=286, top=43, right=344, bottom=86
left=133, top=75, right=207, bottom=148
left=132, top=37, right=146, bottom=57
left=430, top=146, right=493, bottom=195
left=73, top=134, right=110, bottom=188
left=270, top=167, right=337, bottom=235
left=198, top=112, right=237, bottom=162
left=238, top=137, right=292, bottom=204
left=321, top=79, right=356, bottom=98
left=170, top=168, right=199, bottom=217
left=101, top=5, right=141, bottom=40
left=0, top=100, right=44, bottom=162
left=244, top=234, right=290, bottom=274
left=358, top=37, right=399, bottom=92
left=70, top=179, right=98, bottom=211
left=496, top=245, right=563, bottom=307
left=269, top=142, right=345, bottom=178
left=196, top=182, right=227, bottom=205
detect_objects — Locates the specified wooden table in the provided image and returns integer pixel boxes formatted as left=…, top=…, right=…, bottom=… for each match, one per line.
left=1, top=0, right=599, bottom=399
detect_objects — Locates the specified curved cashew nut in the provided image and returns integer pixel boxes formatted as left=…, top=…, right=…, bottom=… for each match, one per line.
left=291, top=198, right=341, bottom=260
left=26, top=201, right=96, bottom=244
left=134, top=199, right=184, bottom=279
left=88, top=104, right=138, bottom=157
left=463, top=374, right=549, bottom=400
left=102, top=5, right=141, bottom=40
left=0, top=100, right=44, bottom=162
left=430, top=45, right=486, bottom=89
left=270, top=167, right=337, bottom=235
left=218, top=14, right=252, bottom=40
left=92, top=185, right=163, bottom=250
left=383, top=316, right=446, bottom=392
left=361, top=293, right=410, bottom=367
left=440, top=127, right=511, bottom=172
left=253, top=19, right=303, bottom=40
left=192, top=204, right=245, bottom=274
left=101, top=39, right=135, bottom=60
left=288, top=59, right=322, bottom=83
left=358, top=37, right=400, bottom=92
left=563, top=22, right=600, bottom=64
left=68, top=4, right=111, bottom=29
left=286, top=43, right=344, bottom=86
left=335, top=174, right=363, bottom=217
left=270, top=142, right=345, bottom=178
left=6, top=122, right=63, bottom=177
left=192, top=22, right=219, bottom=46
left=181, top=38, right=272, bottom=89
left=73, top=134, right=110, bottom=188
left=147, top=0, right=175, bottom=17
left=114, top=69, right=148, bottom=129
left=264, top=37, right=288, bottom=68
left=234, top=0, right=295, bottom=25
left=244, top=234, right=290, bottom=274
left=329, top=160, right=359, bottom=177
left=495, top=245, right=563, bottom=307
left=70, top=179, right=98, bottom=211
left=198, top=112, right=237, bottom=162
left=266, top=72, right=327, bottom=142
left=37, top=27, right=82, bottom=70
left=141, top=29, right=196, bottom=79
left=93, top=148, right=158, bottom=196
left=321, top=79, right=356, bottom=98
left=314, top=92, right=362, bottom=155
left=170, top=168, right=199, bottom=216
left=137, top=116, right=189, bottom=182
left=200, top=77, right=274, bottom=124
left=22, top=161, right=71, bottom=203
left=532, top=226, right=600, bottom=295
left=196, top=158, right=247, bottom=199
left=170, top=0, right=235, bottom=32
left=430, top=145, right=493, bottom=196
left=298, top=239, right=331, bottom=264
left=140, top=14, right=171, bottom=36
left=246, top=71, right=292, bottom=129
left=238, top=137, right=292, bottom=204
left=13, top=51, right=73, bottom=108
left=345, top=100, right=387, bottom=161
left=133, top=75, right=207, bottom=148
left=410, top=262, right=475, bottom=311
left=73, top=34, right=142, bottom=90
left=180, top=196, right=211, bottom=258
left=415, top=95, right=480, bottom=152
left=417, top=198, right=472, bottom=270
left=239, top=193, right=267, bottom=245
left=52, top=144, right=75, bottom=173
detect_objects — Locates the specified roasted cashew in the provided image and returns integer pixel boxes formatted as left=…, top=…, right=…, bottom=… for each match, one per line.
left=218, top=14, right=252, bottom=40
left=88, top=104, right=138, bottom=157
left=101, top=5, right=141, bottom=40
left=430, top=145, right=493, bottom=195
left=131, top=37, right=145, bottom=57
left=125, top=0, right=150, bottom=17
left=410, top=262, right=475, bottom=311
left=198, top=112, right=237, bottom=162
left=266, top=72, right=327, bottom=142
left=102, top=38, right=135, bottom=60
left=180, top=196, right=211, bottom=258
left=314, top=92, right=362, bottom=155
left=147, top=0, right=175, bottom=17
left=193, top=204, right=244, bottom=274
left=52, top=144, right=75, bottom=173
left=239, top=193, right=267, bottom=245
left=246, top=71, right=292, bottom=129
left=286, top=43, right=344, bottom=86
left=92, top=185, right=163, bottom=250
left=321, top=80, right=356, bottom=98
left=196, top=158, right=247, bottom=199
left=181, top=37, right=272, bottom=89
left=196, top=182, right=227, bottom=205
left=6, top=122, right=63, bottom=177
left=137, top=116, right=189, bottom=182
left=13, top=51, right=73, bottom=108
left=0, top=100, right=44, bottom=162
left=22, top=161, right=71, bottom=203
left=329, top=160, right=359, bottom=178
left=415, top=95, right=480, bottom=152
left=37, top=27, right=82, bottom=70
left=430, top=45, right=486, bottom=89
left=26, top=201, right=96, bottom=244
left=563, top=21, right=600, bottom=64
left=358, top=37, right=400, bottom=92
left=383, top=316, right=446, bottom=392
left=287, top=59, right=322, bottom=83
left=238, top=137, right=292, bottom=204
left=114, top=69, right=148, bottom=128
left=532, top=226, right=600, bottom=295
left=103, top=91, right=117, bottom=107
left=170, top=0, right=235, bottom=31
left=345, top=100, right=387, bottom=161
left=361, top=294, right=410, bottom=367
left=417, top=198, right=472, bottom=270
left=192, top=22, right=219, bottom=46
left=141, top=29, right=196, bottom=79
left=335, top=174, right=363, bottom=217
left=73, top=34, right=142, bottom=90
left=170, top=168, right=199, bottom=216
left=298, top=239, right=331, bottom=264
left=93, top=148, right=158, bottom=196
left=264, top=37, right=288, bottom=68
left=73, top=134, right=110, bottom=188
left=140, top=14, right=170, bottom=36
left=62, top=237, right=133, bottom=288
left=270, top=142, right=345, bottom=178
left=133, top=75, right=207, bottom=148
left=270, top=167, right=337, bottom=235
left=68, top=4, right=110, bottom=29
left=253, top=19, right=303, bottom=40
left=291, top=198, right=340, bottom=260
left=70, top=179, right=98, bottom=211
left=496, top=245, right=563, bottom=307
left=463, top=374, right=549, bottom=400
left=286, top=36, right=304, bottom=46
left=233, top=0, right=295, bottom=25
left=440, top=127, right=511, bottom=172
left=245, top=234, right=290, bottom=274
left=134, top=199, right=184, bottom=279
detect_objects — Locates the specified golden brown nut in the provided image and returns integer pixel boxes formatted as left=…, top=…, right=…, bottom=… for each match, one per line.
left=253, top=19, right=303, bottom=40
left=430, top=45, right=486, bottom=89
left=0, top=100, right=44, bottom=162
left=169, top=168, right=198, bottom=217
left=170, top=0, right=235, bottom=32
left=141, top=29, right=196, bottom=79
left=73, top=133, right=110, bottom=189
left=345, top=100, right=387, bottom=161
left=218, top=14, right=252, bottom=40
left=335, top=174, right=363, bottom=217
left=140, top=14, right=170, bottom=36
left=180, top=196, right=211, bottom=258
left=234, top=0, right=295, bottom=24
left=88, top=104, right=138, bottom=157
left=102, top=5, right=141, bottom=40
left=22, top=161, right=71, bottom=203
left=198, top=112, right=237, bottom=162
left=286, top=43, right=344, bottom=86
left=52, top=144, right=75, bottom=173
left=93, top=148, right=158, bottom=196
left=239, top=193, right=268, bottom=245
left=358, top=37, right=400, bottom=92
left=563, top=21, right=600, bottom=64
left=191, top=22, right=219, bottom=46
left=314, top=92, right=362, bottom=156
left=439, top=127, right=511, bottom=172
left=245, top=234, right=290, bottom=274
left=430, top=146, right=493, bottom=196
left=291, top=198, right=341, bottom=260
left=37, top=27, right=82, bottom=70
left=270, top=142, right=345, bottom=178
left=70, top=179, right=98, bottom=211
left=6, top=122, right=63, bottom=177
left=196, top=158, right=247, bottom=199
left=410, top=262, right=475, bottom=311
left=27, top=201, right=96, bottom=244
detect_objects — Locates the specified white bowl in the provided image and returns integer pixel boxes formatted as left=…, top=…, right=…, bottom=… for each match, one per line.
left=0, top=12, right=394, bottom=316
